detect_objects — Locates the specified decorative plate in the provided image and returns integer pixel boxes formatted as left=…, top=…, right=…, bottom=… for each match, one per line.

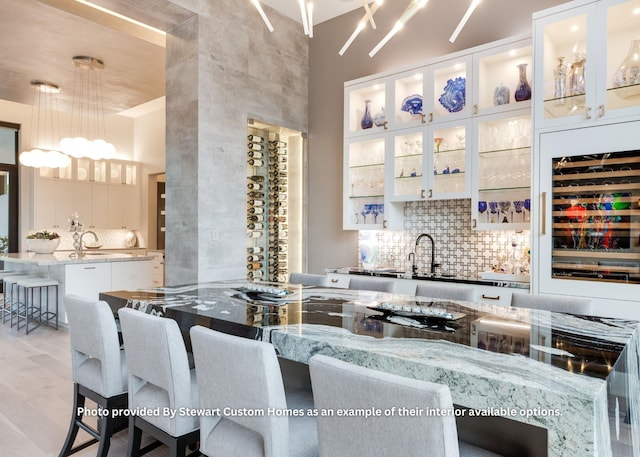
left=400, top=94, right=423, bottom=116
left=439, top=77, right=466, bottom=113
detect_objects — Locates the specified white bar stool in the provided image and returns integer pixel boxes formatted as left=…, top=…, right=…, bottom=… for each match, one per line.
left=15, top=277, right=59, bottom=334
left=2, top=273, right=32, bottom=326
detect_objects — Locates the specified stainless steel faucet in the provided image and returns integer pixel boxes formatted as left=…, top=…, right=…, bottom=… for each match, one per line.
left=78, top=230, right=99, bottom=256
left=409, top=233, right=441, bottom=275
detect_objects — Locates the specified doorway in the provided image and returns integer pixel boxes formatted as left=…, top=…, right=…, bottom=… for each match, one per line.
left=0, top=122, right=19, bottom=254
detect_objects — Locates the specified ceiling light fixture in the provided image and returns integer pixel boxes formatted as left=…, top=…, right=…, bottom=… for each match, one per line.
left=369, top=0, right=428, bottom=58
left=449, top=0, right=481, bottom=43
left=60, top=56, right=117, bottom=161
left=252, top=0, right=274, bottom=32
left=339, top=0, right=384, bottom=56
left=19, top=81, right=71, bottom=169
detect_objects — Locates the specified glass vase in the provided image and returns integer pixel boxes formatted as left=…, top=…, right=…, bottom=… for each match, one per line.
left=514, top=63, right=531, bottom=102
left=613, top=39, right=640, bottom=88
left=569, top=53, right=586, bottom=96
left=553, top=56, right=568, bottom=99
left=361, top=99, right=373, bottom=129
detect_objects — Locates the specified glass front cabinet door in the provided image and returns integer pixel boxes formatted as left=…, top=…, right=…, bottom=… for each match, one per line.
left=536, top=121, right=640, bottom=302
left=427, top=119, right=471, bottom=200
left=343, top=134, right=386, bottom=229
left=473, top=111, right=531, bottom=230
left=534, top=0, right=640, bottom=128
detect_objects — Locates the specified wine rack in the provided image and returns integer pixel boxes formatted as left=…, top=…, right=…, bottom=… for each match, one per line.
left=247, top=128, right=289, bottom=283
left=551, top=150, right=640, bottom=284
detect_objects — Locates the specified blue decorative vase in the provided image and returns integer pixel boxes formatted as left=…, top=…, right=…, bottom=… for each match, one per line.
left=514, top=63, right=531, bottom=102
left=361, top=99, right=373, bottom=129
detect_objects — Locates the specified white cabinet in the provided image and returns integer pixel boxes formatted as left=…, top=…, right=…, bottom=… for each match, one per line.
left=32, top=158, right=141, bottom=231
left=533, top=0, right=640, bottom=129
left=150, top=251, right=164, bottom=287
left=326, top=272, right=351, bottom=288
left=64, top=263, right=112, bottom=301
left=111, top=260, right=152, bottom=291
left=344, top=34, right=533, bottom=231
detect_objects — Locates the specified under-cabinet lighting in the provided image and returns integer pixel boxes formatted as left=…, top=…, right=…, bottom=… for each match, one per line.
left=449, top=0, right=481, bottom=43
left=633, top=7, right=640, bottom=14
left=509, top=49, right=517, bottom=56
left=414, top=73, right=422, bottom=80
left=570, top=25, right=579, bottom=32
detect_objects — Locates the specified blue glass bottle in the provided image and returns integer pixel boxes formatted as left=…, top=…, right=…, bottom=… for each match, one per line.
left=361, top=99, right=373, bottom=129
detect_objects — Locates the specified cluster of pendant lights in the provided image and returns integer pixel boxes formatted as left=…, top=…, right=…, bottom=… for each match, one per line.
left=19, top=56, right=116, bottom=169
left=252, top=0, right=482, bottom=56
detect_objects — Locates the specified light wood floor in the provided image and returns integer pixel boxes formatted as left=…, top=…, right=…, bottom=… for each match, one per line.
left=0, top=323, right=170, bottom=457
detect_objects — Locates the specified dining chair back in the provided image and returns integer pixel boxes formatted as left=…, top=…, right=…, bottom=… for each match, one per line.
left=415, top=283, right=475, bottom=302
left=309, top=354, right=502, bottom=457
left=118, top=307, right=199, bottom=457
left=347, top=276, right=395, bottom=293
left=190, top=325, right=317, bottom=457
left=511, top=292, right=593, bottom=315
left=59, top=295, right=128, bottom=457
left=289, top=272, right=330, bottom=287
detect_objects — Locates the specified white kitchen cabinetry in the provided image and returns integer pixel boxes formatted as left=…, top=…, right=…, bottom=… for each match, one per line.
left=533, top=0, right=640, bottom=129
left=150, top=251, right=164, bottom=287
left=111, top=260, right=152, bottom=291
left=32, top=158, right=141, bottom=231
left=344, top=34, right=533, bottom=231
left=64, top=263, right=112, bottom=300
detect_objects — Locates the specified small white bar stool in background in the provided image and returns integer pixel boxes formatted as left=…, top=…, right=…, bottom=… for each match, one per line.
left=15, top=276, right=59, bottom=334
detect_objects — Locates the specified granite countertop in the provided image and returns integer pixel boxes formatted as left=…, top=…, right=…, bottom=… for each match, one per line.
left=100, top=280, right=639, bottom=457
left=327, top=267, right=531, bottom=289
left=0, top=252, right=154, bottom=266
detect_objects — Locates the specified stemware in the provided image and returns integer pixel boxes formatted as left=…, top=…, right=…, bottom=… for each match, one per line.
left=489, top=201, right=500, bottom=223
left=360, top=204, right=370, bottom=224
left=352, top=201, right=361, bottom=224
left=524, top=198, right=531, bottom=222
left=371, top=204, right=381, bottom=224
left=478, top=201, right=488, bottom=223
left=499, top=201, right=511, bottom=223
left=513, top=200, right=525, bottom=222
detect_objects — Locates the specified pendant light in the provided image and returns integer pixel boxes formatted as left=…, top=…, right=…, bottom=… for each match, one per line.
left=60, top=56, right=116, bottom=161
left=19, top=81, right=71, bottom=168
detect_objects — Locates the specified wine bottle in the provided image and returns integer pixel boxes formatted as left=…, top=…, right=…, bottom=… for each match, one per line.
left=247, top=254, right=264, bottom=262
left=248, top=175, right=265, bottom=182
left=247, top=151, right=263, bottom=159
left=247, top=134, right=264, bottom=142
left=247, top=231, right=262, bottom=238
left=248, top=207, right=264, bottom=214
left=248, top=158, right=263, bottom=166
left=247, top=222, right=264, bottom=230
left=247, top=214, right=264, bottom=222
left=247, top=191, right=264, bottom=198
left=248, top=142, right=265, bottom=151
left=247, top=246, right=263, bottom=254
left=248, top=199, right=264, bottom=206
left=247, top=262, right=262, bottom=270
left=249, top=270, right=264, bottom=279
left=247, top=183, right=262, bottom=190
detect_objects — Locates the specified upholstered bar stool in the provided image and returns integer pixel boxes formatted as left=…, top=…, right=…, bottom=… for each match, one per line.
left=289, top=272, right=330, bottom=287
left=59, top=295, right=128, bottom=457
left=190, top=326, right=317, bottom=457
left=118, top=308, right=200, bottom=457
left=309, top=355, right=502, bottom=457
left=415, top=283, right=475, bottom=302
left=348, top=276, right=395, bottom=293
left=15, top=277, right=59, bottom=334
left=2, top=273, right=32, bottom=326
left=511, top=292, right=593, bottom=315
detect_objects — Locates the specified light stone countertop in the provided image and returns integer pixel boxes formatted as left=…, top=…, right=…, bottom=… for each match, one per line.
left=0, top=252, right=153, bottom=266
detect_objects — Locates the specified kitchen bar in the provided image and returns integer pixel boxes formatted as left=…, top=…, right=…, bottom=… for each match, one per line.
left=100, top=281, right=640, bottom=457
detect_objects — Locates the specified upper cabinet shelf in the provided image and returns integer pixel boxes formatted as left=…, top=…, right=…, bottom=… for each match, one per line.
left=533, top=0, right=640, bottom=129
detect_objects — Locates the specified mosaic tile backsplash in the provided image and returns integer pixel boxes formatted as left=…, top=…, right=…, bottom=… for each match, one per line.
left=358, top=199, right=531, bottom=279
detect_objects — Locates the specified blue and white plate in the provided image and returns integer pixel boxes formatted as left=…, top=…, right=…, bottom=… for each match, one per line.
left=439, top=77, right=466, bottom=113
left=400, top=94, right=423, bottom=116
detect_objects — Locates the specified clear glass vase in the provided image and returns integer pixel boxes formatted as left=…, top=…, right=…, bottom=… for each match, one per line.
left=613, top=39, right=640, bottom=88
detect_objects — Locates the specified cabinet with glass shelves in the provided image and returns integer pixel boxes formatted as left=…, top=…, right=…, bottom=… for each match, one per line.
left=428, top=55, right=472, bottom=124
left=472, top=111, right=531, bottom=231
left=533, top=0, right=640, bottom=129
left=344, top=80, right=388, bottom=138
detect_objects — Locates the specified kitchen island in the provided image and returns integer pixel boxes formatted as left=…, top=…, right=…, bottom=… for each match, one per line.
left=100, top=281, right=640, bottom=457
left=1, top=251, right=153, bottom=324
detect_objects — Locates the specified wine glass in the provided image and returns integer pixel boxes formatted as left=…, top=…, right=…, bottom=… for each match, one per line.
left=524, top=198, right=531, bottom=221
left=360, top=204, right=370, bottom=224
left=352, top=201, right=361, bottom=224
left=478, top=201, right=488, bottom=223
left=371, top=204, right=381, bottom=224
left=513, top=200, right=525, bottom=222
left=499, top=201, right=511, bottom=223
left=489, top=201, right=500, bottom=223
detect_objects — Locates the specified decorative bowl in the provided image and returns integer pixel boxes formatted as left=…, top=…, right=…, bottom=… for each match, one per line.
left=439, top=77, right=466, bottom=113
left=400, top=94, right=423, bottom=116
left=25, top=237, right=61, bottom=254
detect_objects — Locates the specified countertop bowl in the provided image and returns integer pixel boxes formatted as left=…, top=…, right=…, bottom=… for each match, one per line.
left=25, top=237, right=61, bottom=254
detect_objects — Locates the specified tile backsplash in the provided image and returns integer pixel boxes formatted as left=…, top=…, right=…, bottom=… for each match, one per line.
left=358, top=199, right=531, bottom=279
